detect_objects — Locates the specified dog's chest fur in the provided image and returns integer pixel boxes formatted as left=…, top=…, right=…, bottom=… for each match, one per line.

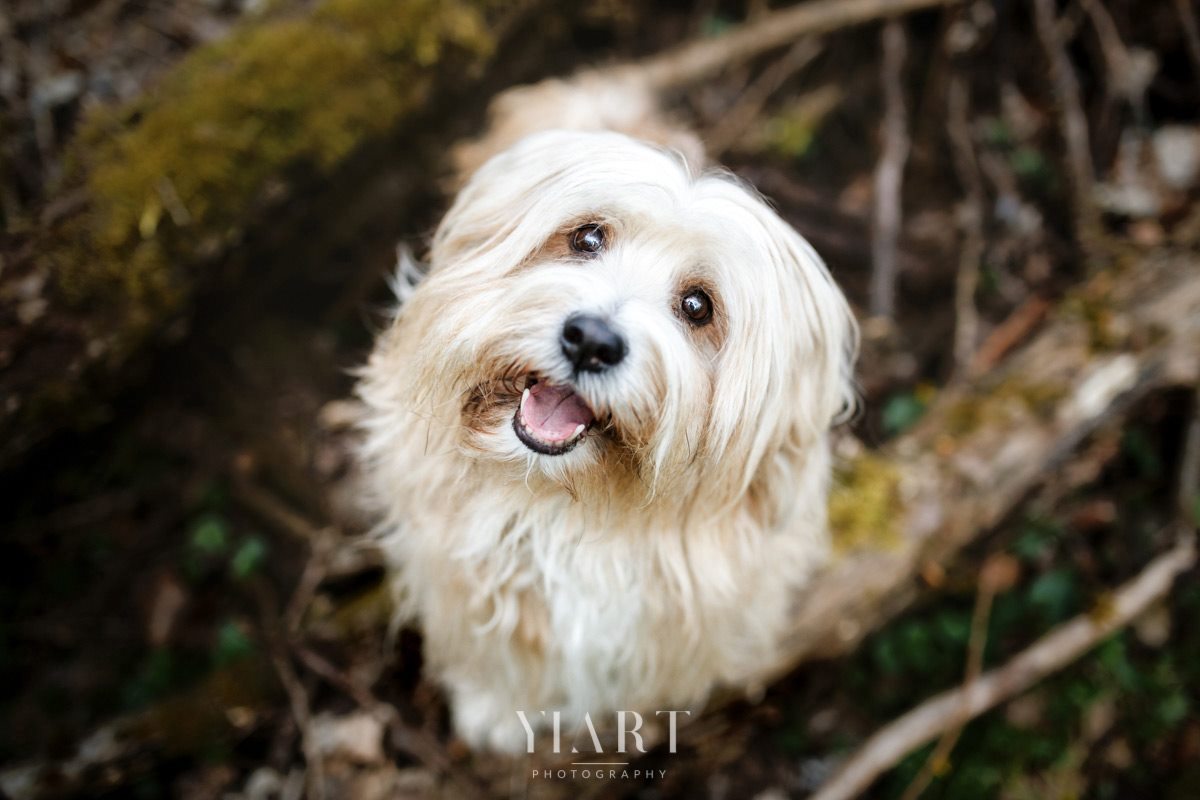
left=366, top=408, right=830, bottom=749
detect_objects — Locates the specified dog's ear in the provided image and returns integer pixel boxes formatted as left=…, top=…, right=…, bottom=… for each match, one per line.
left=700, top=182, right=859, bottom=523
left=429, top=133, right=563, bottom=275
left=752, top=190, right=858, bottom=437
left=778, top=220, right=860, bottom=432
left=753, top=214, right=858, bottom=533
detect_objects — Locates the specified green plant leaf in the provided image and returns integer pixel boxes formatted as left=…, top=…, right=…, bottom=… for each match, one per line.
left=230, top=536, right=267, bottom=579
left=189, top=515, right=229, bottom=555
left=214, top=621, right=254, bottom=666
left=882, top=392, right=927, bottom=436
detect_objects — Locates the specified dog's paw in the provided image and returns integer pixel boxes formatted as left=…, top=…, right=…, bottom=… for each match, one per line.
left=451, top=692, right=534, bottom=754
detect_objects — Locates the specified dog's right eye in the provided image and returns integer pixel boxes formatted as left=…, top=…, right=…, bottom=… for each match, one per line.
left=569, top=224, right=606, bottom=255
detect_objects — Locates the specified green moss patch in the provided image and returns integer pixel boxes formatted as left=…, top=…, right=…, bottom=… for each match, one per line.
left=829, top=452, right=904, bottom=554
left=48, top=0, right=498, bottom=341
left=942, top=378, right=1069, bottom=438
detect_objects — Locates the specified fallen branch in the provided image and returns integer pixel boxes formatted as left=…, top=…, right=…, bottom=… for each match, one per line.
left=967, top=295, right=1051, bottom=377
left=945, top=72, right=985, bottom=375
left=455, top=0, right=960, bottom=178
left=639, top=0, right=961, bottom=90
left=763, top=248, right=1200, bottom=681
left=1032, top=0, right=1100, bottom=251
left=811, top=532, right=1197, bottom=800
left=706, top=38, right=823, bottom=156
left=870, top=19, right=912, bottom=320
left=897, top=554, right=1017, bottom=800
left=1172, top=0, right=1200, bottom=82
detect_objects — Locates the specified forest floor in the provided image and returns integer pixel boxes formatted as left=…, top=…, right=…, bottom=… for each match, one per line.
left=2, top=1, right=1199, bottom=798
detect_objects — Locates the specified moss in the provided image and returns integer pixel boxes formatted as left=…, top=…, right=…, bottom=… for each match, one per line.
left=1059, top=269, right=1135, bottom=352
left=760, top=84, right=843, bottom=160
left=306, top=581, right=393, bottom=639
left=829, top=452, right=903, bottom=554
left=46, top=0, right=498, bottom=345
left=942, top=378, right=1068, bottom=438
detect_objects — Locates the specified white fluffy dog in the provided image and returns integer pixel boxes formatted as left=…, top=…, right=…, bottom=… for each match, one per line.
left=356, top=77, right=857, bottom=753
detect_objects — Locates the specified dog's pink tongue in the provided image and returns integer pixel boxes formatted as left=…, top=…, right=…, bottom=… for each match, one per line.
left=521, top=383, right=594, bottom=440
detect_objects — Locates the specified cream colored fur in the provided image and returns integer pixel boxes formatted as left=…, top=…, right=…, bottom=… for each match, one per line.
left=356, top=78, right=857, bottom=753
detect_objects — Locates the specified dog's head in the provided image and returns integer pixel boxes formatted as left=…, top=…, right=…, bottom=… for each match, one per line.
left=379, top=131, right=856, bottom=515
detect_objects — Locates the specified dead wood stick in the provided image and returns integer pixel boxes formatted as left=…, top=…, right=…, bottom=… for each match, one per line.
left=812, top=533, right=1197, bottom=800
left=1179, top=390, right=1200, bottom=520
left=291, top=645, right=487, bottom=797
left=1172, top=0, right=1200, bottom=81
left=255, top=584, right=327, bottom=800
left=870, top=18, right=911, bottom=319
left=456, top=0, right=961, bottom=180
left=1080, top=0, right=1140, bottom=106
left=741, top=248, right=1200, bottom=700
left=897, top=554, right=1016, bottom=800
left=946, top=72, right=983, bottom=373
left=638, top=0, right=961, bottom=90
left=706, top=38, right=823, bottom=156
left=1032, top=0, right=1099, bottom=250
left=967, top=295, right=1051, bottom=377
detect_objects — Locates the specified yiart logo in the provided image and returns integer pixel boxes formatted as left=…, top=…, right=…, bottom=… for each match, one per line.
left=517, top=710, right=689, bottom=780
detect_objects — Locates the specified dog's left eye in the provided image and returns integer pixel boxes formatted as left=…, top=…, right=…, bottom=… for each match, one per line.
left=570, top=224, right=606, bottom=254
left=680, top=288, right=713, bottom=325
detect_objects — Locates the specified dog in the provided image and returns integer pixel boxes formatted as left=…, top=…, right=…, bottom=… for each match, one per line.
left=355, top=74, right=858, bottom=753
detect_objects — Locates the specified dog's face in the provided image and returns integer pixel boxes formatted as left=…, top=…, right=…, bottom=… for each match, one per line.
left=389, top=131, right=856, bottom=512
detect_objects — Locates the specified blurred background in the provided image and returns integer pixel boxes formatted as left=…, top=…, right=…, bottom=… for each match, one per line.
left=1, top=0, right=1199, bottom=797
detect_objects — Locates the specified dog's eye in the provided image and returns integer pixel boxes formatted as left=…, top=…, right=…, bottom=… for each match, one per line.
left=570, top=224, right=606, bottom=254
left=680, top=289, right=713, bottom=325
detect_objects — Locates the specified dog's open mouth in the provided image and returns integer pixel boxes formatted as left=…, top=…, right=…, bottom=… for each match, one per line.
left=513, top=379, right=596, bottom=455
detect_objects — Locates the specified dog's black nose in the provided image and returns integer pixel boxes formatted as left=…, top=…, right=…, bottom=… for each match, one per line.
left=561, top=314, right=626, bottom=373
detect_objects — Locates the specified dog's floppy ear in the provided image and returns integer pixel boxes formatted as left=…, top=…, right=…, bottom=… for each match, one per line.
left=700, top=179, right=859, bottom=523
left=429, top=132, right=571, bottom=275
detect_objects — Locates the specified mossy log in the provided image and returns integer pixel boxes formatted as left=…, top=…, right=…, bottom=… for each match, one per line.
left=0, top=0, right=511, bottom=470
left=775, top=247, right=1200, bottom=675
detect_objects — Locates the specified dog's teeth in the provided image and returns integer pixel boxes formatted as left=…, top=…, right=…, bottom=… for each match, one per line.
left=571, top=424, right=586, bottom=439
left=521, top=387, right=530, bottom=410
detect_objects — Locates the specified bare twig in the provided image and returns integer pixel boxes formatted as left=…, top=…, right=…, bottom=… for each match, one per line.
left=812, top=534, right=1197, bottom=800
left=1080, top=0, right=1135, bottom=98
left=638, top=0, right=962, bottom=91
left=286, top=539, right=336, bottom=636
left=458, top=0, right=961, bottom=180
left=946, top=73, right=985, bottom=374
left=968, top=296, right=1051, bottom=377
left=1173, top=0, right=1200, bottom=80
left=706, top=38, right=823, bottom=156
left=256, top=590, right=326, bottom=800
left=292, top=645, right=486, bottom=796
left=870, top=19, right=911, bottom=319
left=1032, top=0, right=1099, bottom=251
left=1179, top=390, right=1200, bottom=521
left=232, top=476, right=326, bottom=545
left=897, top=555, right=1016, bottom=800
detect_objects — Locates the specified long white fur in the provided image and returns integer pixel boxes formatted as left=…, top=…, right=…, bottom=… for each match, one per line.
left=357, top=116, right=857, bottom=752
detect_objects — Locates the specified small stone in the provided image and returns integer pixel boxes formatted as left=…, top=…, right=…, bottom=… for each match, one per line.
left=311, top=711, right=385, bottom=765
left=1152, top=125, right=1200, bottom=191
